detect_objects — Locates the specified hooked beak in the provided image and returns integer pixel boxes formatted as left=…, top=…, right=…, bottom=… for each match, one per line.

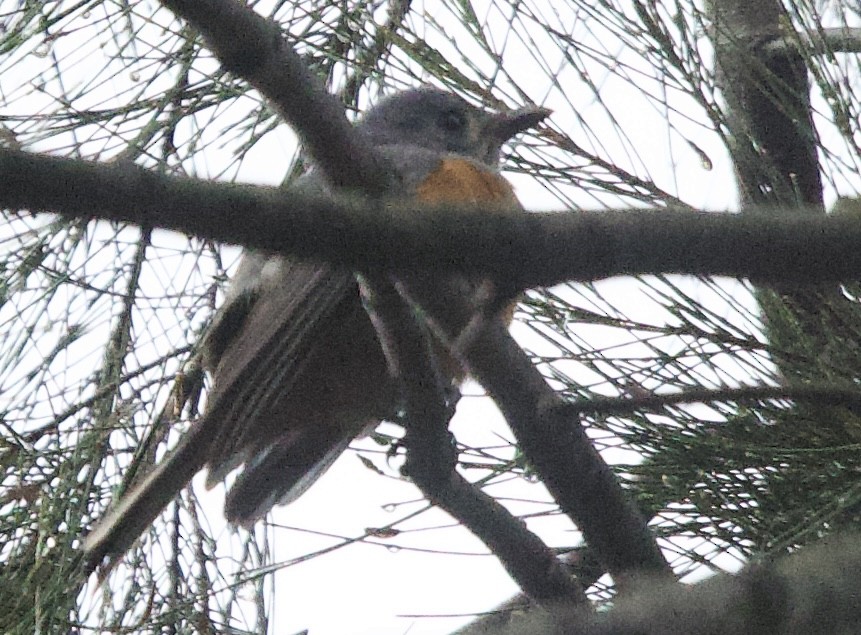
left=487, top=104, right=552, bottom=143
left=479, top=103, right=551, bottom=164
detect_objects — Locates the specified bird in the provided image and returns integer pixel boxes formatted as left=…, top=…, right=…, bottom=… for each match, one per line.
left=83, top=86, right=550, bottom=571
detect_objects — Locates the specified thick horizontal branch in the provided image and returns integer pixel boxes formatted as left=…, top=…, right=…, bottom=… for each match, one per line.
left=4, top=148, right=861, bottom=289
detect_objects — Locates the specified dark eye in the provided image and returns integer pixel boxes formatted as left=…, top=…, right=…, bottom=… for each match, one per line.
left=440, top=108, right=466, bottom=132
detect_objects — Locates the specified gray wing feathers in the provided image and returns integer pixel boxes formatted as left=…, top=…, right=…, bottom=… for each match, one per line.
left=203, top=261, right=357, bottom=485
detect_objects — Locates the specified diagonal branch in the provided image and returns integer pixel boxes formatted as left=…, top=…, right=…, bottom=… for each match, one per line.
left=362, top=275, right=586, bottom=603
left=160, top=0, right=390, bottom=194
left=395, top=279, right=672, bottom=583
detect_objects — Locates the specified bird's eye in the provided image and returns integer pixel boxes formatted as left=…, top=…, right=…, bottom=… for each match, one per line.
left=440, top=109, right=467, bottom=132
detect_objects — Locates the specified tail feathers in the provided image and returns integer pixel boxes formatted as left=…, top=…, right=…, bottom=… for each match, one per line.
left=224, top=433, right=353, bottom=527
left=83, top=428, right=211, bottom=576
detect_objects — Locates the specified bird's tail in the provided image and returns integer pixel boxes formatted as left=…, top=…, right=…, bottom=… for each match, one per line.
left=83, top=422, right=213, bottom=577
left=223, top=430, right=354, bottom=527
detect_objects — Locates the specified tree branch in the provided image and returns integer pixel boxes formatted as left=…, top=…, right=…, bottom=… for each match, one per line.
left=362, top=276, right=585, bottom=603
left=470, top=532, right=861, bottom=635
left=395, top=281, right=672, bottom=584
left=765, top=27, right=861, bottom=55
left=568, top=384, right=861, bottom=418
left=6, top=149, right=861, bottom=289
left=160, top=0, right=390, bottom=193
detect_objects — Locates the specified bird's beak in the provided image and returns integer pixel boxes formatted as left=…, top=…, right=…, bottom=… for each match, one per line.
left=487, top=104, right=551, bottom=143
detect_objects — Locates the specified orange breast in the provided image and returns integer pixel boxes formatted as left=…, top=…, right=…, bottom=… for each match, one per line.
left=412, top=158, right=521, bottom=381
left=415, top=158, right=519, bottom=204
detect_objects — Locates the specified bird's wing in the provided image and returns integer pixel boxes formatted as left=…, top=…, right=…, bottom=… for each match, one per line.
left=223, top=431, right=355, bottom=526
left=83, top=259, right=355, bottom=571
left=202, top=259, right=358, bottom=484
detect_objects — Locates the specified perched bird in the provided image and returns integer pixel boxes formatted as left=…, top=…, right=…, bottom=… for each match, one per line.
left=84, top=86, right=549, bottom=570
